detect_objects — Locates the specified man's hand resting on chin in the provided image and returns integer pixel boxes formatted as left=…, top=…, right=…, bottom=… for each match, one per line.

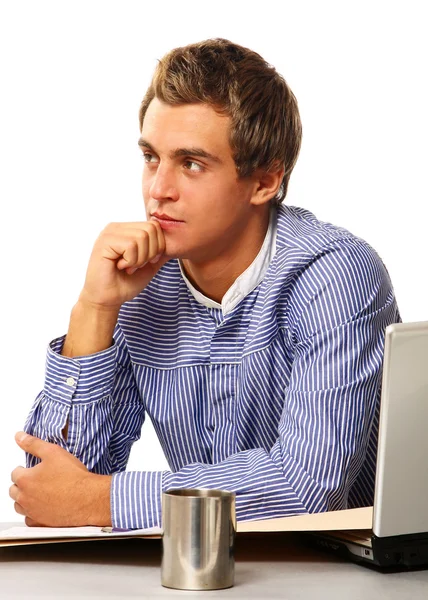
left=10, top=432, right=112, bottom=527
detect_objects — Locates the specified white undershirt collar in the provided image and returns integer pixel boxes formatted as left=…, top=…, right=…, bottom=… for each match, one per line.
left=179, top=208, right=277, bottom=316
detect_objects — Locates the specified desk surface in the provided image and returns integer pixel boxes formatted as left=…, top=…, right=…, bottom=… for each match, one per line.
left=1, top=527, right=427, bottom=599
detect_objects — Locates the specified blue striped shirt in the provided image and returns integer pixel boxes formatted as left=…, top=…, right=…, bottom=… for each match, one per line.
left=25, top=205, right=400, bottom=529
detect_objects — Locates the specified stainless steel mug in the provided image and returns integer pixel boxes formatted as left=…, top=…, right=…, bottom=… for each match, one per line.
left=161, top=488, right=236, bottom=590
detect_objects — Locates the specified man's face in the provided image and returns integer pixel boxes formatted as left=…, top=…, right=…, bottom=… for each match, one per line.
left=140, top=98, right=261, bottom=262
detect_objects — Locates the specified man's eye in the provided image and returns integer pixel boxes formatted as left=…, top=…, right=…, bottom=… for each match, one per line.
left=184, top=160, right=204, bottom=173
left=142, top=152, right=159, bottom=164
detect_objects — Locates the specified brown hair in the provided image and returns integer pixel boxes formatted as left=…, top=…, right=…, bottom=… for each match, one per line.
left=139, top=38, right=302, bottom=205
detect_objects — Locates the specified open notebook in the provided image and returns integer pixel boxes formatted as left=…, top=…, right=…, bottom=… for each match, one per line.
left=0, top=506, right=371, bottom=548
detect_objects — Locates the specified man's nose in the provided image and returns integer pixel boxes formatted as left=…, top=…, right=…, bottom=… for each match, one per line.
left=149, top=163, right=179, bottom=202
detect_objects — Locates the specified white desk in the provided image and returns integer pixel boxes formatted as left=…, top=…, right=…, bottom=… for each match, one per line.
left=1, top=527, right=427, bottom=599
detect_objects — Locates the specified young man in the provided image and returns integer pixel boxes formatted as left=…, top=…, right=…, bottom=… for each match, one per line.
left=10, top=39, right=400, bottom=529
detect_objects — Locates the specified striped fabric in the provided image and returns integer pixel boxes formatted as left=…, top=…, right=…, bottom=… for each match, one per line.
left=25, top=205, right=401, bottom=529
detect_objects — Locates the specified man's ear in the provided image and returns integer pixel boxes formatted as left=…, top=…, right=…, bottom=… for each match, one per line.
left=250, top=162, right=285, bottom=206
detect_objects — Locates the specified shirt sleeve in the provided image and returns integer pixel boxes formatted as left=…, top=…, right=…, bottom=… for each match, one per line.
left=25, top=323, right=146, bottom=477
left=111, top=238, right=400, bottom=529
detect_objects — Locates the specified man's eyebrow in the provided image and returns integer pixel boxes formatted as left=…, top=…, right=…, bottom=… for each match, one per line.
left=138, top=138, right=222, bottom=164
left=138, top=138, right=155, bottom=150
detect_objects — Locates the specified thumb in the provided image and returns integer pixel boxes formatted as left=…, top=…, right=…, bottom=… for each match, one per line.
left=149, top=254, right=170, bottom=273
left=132, top=254, right=170, bottom=279
left=15, top=431, right=51, bottom=459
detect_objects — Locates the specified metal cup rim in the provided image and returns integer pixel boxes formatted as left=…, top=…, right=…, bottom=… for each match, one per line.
left=162, top=487, right=235, bottom=499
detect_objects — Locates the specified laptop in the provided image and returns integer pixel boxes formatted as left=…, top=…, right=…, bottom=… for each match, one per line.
left=305, top=321, right=428, bottom=568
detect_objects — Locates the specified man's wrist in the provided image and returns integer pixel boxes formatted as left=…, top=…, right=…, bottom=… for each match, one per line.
left=76, top=292, right=122, bottom=317
left=61, top=299, right=119, bottom=358
left=86, top=473, right=113, bottom=527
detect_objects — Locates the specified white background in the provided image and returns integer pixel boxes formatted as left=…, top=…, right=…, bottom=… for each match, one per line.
left=0, top=1, right=426, bottom=522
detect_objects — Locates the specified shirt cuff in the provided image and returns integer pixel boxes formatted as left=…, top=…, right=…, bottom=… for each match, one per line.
left=110, top=471, right=165, bottom=529
left=43, top=335, right=118, bottom=405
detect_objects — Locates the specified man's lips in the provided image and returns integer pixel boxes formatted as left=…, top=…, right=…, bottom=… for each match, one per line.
left=151, top=212, right=184, bottom=223
left=151, top=213, right=185, bottom=231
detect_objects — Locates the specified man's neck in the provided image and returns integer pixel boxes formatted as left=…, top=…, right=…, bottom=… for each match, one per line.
left=181, top=207, right=271, bottom=304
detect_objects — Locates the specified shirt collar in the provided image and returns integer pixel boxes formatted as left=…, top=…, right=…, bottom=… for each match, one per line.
left=179, top=208, right=277, bottom=316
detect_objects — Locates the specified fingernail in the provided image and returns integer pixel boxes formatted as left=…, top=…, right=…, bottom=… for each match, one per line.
left=16, top=432, right=28, bottom=443
left=150, top=254, right=161, bottom=264
left=128, top=267, right=137, bottom=275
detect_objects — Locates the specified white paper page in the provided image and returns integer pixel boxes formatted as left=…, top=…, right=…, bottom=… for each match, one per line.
left=0, top=524, right=161, bottom=541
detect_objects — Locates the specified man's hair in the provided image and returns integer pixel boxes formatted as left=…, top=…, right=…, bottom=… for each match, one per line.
left=139, top=38, right=302, bottom=205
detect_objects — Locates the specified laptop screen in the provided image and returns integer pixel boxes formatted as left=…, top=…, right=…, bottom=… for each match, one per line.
left=373, top=321, right=428, bottom=538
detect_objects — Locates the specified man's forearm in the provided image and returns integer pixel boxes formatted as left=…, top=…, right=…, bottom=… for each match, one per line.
left=61, top=299, right=120, bottom=358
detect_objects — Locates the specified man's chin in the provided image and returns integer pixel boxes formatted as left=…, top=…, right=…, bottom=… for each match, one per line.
left=163, top=244, right=194, bottom=261
left=164, top=240, right=214, bottom=264
left=163, top=249, right=186, bottom=260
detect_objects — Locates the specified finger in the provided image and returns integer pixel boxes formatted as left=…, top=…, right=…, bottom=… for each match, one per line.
left=11, top=466, right=25, bottom=484
left=104, top=221, right=157, bottom=234
left=15, top=432, right=51, bottom=459
left=155, top=221, right=166, bottom=256
left=102, top=231, right=144, bottom=267
left=121, top=226, right=160, bottom=273
left=146, top=221, right=164, bottom=262
left=134, top=228, right=152, bottom=268
left=149, top=254, right=161, bottom=265
left=14, top=502, right=26, bottom=516
left=128, top=223, right=162, bottom=267
left=25, top=516, right=42, bottom=527
left=9, top=483, right=19, bottom=501
left=106, top=223, right=162, bottom=272
left=116, top=232, right=149, bottom=272
left=120, top=239, right=141, bottom=271
left=147, top=225, right=166, bottom=264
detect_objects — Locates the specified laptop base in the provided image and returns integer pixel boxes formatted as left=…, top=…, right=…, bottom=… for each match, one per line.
left=302, top=531, right=428, bottom=570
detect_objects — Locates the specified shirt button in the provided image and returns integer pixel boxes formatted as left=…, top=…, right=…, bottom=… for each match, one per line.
left=66, top=377, right=76, bottom=387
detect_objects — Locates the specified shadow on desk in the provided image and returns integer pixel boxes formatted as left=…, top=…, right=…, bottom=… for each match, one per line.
left=0, top=537, right=162, bottom=567
left=0, top=532, right=337, bottom=567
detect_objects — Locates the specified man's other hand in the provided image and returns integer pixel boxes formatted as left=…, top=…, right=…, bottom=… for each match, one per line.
left=10, top=432, right=112, bottom=527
